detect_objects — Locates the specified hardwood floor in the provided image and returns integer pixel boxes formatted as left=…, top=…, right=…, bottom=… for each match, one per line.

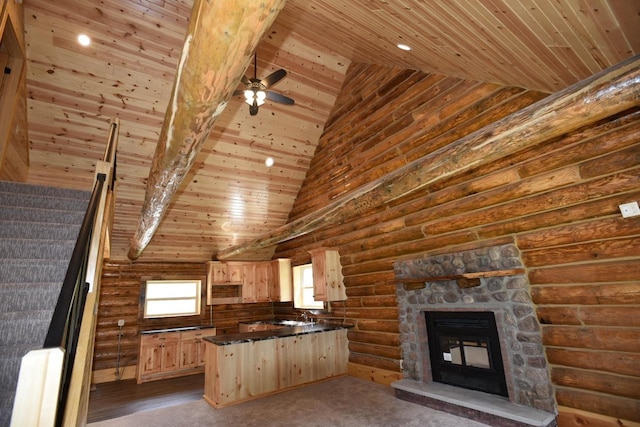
left=87, top=374, right=204, bottom=423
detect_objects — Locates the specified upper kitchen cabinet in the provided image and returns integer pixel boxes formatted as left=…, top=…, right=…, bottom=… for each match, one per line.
left=207, top=261, right=244, bottom=284
left=309, top=248, right=346, bottom=301
left=270, top=258, right=292, bottom=302
left=206, top=261, right=244, bottom=305
left=242, top=262, right=270, bottom=303
left=242, top=259, right=293, bottom=303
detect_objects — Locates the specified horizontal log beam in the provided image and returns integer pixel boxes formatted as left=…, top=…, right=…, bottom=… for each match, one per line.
left=216, top=55, right=640, bottom=260
left=128, top=0, right=286, bottom=260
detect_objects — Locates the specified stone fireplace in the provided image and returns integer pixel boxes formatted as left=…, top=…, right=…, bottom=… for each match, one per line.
left=392, top=244, right=557, bottom=426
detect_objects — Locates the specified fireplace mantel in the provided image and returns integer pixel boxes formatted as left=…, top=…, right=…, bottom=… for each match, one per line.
left=397, top=268, right=526, bottom=289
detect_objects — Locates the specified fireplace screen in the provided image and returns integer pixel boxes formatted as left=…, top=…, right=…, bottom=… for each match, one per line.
left=425, top=311, right=508, bottom=397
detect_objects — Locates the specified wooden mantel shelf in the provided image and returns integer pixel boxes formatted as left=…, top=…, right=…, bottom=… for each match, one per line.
left=397, top=268, right=526, bottom=290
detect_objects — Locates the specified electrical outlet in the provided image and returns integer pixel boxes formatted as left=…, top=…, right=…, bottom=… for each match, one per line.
left=117, top=319, right=125, bottom=327
left=619, top=201, right=640, bottom=218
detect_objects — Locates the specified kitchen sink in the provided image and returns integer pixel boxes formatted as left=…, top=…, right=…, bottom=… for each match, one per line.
left=238, top=320, right=315, bottom=333
left=275, top=320, right=315, bottom=327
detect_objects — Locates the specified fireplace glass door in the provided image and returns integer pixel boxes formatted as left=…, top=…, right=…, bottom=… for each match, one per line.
left=425, top=311, right=508, bottom=397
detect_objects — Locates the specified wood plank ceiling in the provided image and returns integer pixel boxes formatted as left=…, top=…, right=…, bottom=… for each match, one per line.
left=22, top=0, right=639, bottom=261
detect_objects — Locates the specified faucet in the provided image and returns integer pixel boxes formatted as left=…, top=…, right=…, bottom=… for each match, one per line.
left=301, top=311, right=314, bottom=324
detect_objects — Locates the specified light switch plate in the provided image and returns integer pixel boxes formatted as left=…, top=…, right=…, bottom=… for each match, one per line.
left=619, top=201, right=640, bottom=218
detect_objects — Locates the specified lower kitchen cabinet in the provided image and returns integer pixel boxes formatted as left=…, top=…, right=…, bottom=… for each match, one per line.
left=137, top=328, right=216, bottom=383
left=137, top=332, right=180, bottom=381
left=203, top=328, right=348, bottom=408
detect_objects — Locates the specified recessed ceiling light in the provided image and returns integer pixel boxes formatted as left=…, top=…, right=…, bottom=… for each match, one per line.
left=77, top=34, right=91, bottom=47
left=265, top=157, right=274, bottom=167
left=397, top=43, right=411, bottom=51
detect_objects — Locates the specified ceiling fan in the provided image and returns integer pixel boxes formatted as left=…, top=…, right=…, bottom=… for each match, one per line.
left=234, top=54, right=294, bottom=116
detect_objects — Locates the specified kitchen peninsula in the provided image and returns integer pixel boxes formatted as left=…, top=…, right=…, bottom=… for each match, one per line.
left=203, top=322, right=350, bottom=408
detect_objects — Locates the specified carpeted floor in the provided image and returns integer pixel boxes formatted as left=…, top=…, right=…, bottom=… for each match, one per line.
left=88, top=376, right=486, bottom=427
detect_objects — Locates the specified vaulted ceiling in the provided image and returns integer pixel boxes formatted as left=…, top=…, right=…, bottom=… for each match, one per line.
left=22, top=0, right=639, bottom=261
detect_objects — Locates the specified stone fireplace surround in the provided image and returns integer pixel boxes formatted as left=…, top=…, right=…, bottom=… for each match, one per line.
left=392, top=244, right=557, bottom=426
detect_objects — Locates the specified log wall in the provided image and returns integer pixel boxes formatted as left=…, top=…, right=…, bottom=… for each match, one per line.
left=0, top=0, right=29, bottom=182
left=93, top=261, right=273, bottom=382
left=273, top=63, right=640, bottom=424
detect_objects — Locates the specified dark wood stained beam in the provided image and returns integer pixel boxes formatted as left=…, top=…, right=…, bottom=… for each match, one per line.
left=216, top=54, right=640, bottom=260
left=128, top=0, right=286, bottom=260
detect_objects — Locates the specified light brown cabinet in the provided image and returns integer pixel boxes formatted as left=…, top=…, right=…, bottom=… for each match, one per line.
left=206, top=261, right=244, bottom=304
left=270, top=258, right=292, bottom=302
left=137, top=328, right=216, bottom=383
left=204, top=328, right=348, bottom=408
left=180, top=329, right=216, bottom=368
left=309, top=248, right=346, bottom=301
left=242, top=263, right=270, bottom=303
left=137, top=332, right=180, bottom=382
left=207, top=259, right=292, bottom=304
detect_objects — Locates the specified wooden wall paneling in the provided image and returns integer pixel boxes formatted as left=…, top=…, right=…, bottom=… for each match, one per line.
left=273, top=62, right=640, bottom=422
left=545, top=348, right=640, bottom=378
left=0, top=0, right=27, bottom=180
left=532, top=283, right=640, bottom=306
left=557, top=406, right=640, bottom=427
left=555, top=387, right=640, bottom=423
left=552, top=366, right=640, bottom=400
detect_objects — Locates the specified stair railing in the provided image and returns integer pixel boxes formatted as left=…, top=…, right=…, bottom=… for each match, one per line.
left=10, top=118, right=119, bottom=427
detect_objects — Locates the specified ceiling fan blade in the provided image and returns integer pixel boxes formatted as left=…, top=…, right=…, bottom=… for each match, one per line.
left=265, top=91, right=294, bottom=105
left=261, top=69, right=287, bottom=88
left=233, top=89, right=244, bottom=97
left=240, top=75, right=251, bottom=86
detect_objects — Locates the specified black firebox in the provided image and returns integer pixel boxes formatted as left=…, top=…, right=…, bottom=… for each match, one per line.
left=425, top=311, right=508, bottom=397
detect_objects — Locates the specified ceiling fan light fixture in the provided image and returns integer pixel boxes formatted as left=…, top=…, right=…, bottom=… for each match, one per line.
left=244, top=90, right=255, bottom=106
left=255, top=90, right=266, bottom=106
left=244, top=89, right=267, bottom=107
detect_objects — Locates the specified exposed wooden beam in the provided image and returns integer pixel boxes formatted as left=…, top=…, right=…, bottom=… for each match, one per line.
left=128, top=0, right=286, bottom=260
left=216, top=54, right=640, bottom=260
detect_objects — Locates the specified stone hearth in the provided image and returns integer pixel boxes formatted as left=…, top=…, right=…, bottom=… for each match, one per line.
left=392, top=244, right=557, bottom=425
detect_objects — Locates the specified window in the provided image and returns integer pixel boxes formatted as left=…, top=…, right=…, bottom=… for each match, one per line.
left=144, top=279, right=201, bottom=318
left=293, top=264, right=323, bottom=310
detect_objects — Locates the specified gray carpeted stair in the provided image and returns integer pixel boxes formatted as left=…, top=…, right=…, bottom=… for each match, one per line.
left=0, top=180, right=90, bottom=427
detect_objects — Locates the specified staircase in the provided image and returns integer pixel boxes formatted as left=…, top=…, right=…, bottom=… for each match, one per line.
left=0, top=180, right=90, bottom=427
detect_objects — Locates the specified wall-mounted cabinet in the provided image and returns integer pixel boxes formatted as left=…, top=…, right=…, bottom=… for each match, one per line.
left=206, top=259, right=292, bottom=305
left=206, top=261, right=244, bottom=304
left=242, top=262, right=270, bottom=303
left=309, top=248, right=346, bottom=301
left=270, top=258, right=292, bottom=302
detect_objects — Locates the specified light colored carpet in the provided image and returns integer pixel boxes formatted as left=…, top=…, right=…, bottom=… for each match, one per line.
left=88, top=376, right=485, bottom=427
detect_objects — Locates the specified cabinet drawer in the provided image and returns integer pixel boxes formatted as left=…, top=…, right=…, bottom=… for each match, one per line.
left=140, top=332, right=180, bottom=346
left=181, top=328, right=216, bottom=340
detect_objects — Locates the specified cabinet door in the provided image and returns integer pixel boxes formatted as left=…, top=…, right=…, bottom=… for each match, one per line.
left=242, top=264, right=256, bottom=302
left=227, top=262, right=244, bottom=283
left=194, top=329, right=216, bottom=366
left=310, top=250, right=328, bottom=301
left=207, top=261, right=227, bottom=283
left=180, top=338, right=198, bottom=369
left=269, top=259, right=292, bottom=302
left=309, top=249, right=345, bottom=301
left=161, top=339, right=180, bottom=371
left=254, top=262, right=271, bottom=302
left=139, top=341, right=163, bottom=377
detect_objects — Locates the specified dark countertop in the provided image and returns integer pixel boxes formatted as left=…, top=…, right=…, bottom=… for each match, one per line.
left=140, top=325, right=216, bottom=335
left=204, top=323, right=352, bottom=346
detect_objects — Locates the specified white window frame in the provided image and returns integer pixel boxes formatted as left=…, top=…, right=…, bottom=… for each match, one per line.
left=143, top=279, right=202, bottom=319
left=293, top=264, right=323, bottom=310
